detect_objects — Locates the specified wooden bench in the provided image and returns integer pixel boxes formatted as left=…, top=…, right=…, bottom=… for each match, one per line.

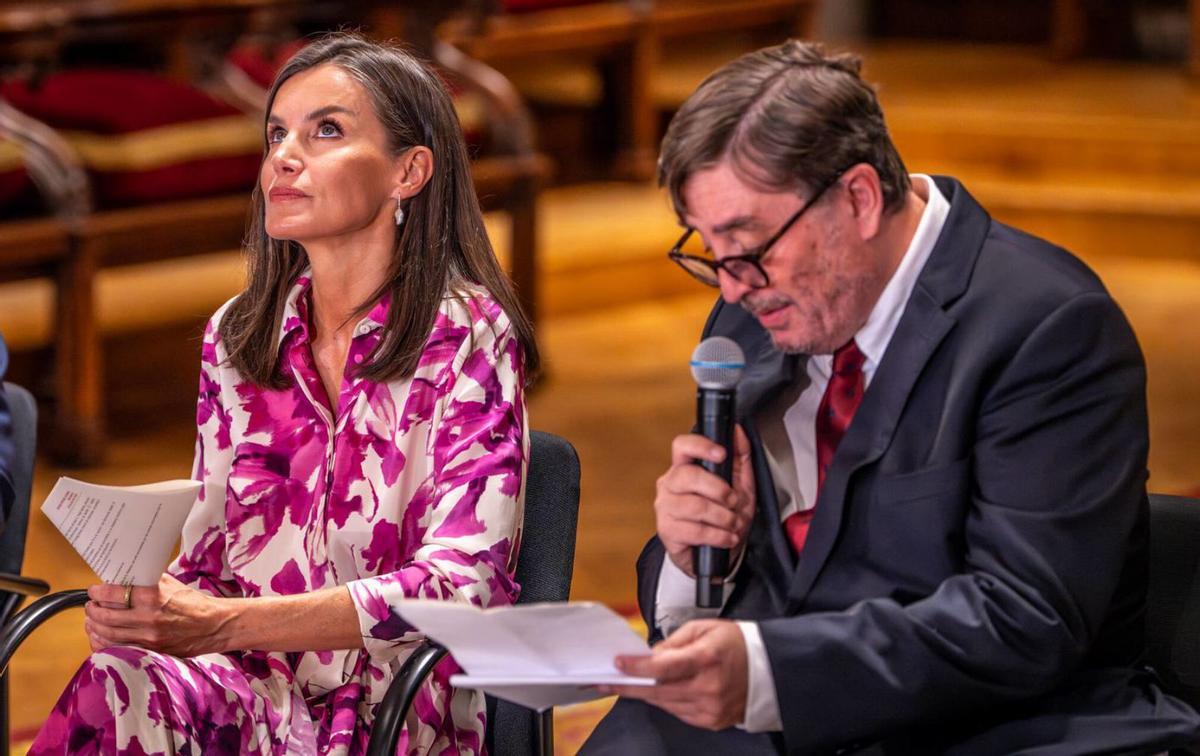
left=440, top=0, right=820, bottom=180
left=1052, top=0, right=1199, bottom=76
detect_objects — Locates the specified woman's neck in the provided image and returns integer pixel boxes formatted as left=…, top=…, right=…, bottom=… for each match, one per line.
left=303, top=227, right=394, bottom=340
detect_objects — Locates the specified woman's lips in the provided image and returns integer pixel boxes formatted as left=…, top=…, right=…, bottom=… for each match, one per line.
left=268, top=187, right=308, bottom=201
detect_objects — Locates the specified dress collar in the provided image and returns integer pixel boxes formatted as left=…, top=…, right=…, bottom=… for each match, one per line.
left=276, top=269, right=390, bottom=351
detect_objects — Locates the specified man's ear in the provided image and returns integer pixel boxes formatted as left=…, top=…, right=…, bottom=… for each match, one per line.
left=842, top=163, right=885, bottom=241
left=392, top=145, right=434, bottom=201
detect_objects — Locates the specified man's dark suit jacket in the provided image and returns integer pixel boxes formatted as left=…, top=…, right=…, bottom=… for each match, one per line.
left=0, top=334, right=14, bottom=534
left=635, top=178, right=1200, bottom=754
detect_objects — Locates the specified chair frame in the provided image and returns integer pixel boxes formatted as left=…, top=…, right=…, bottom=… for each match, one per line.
left=0, top=382, right=50, bottom=619
left=1145, top=492, right=1200, bottom=711
left=0, top=382, right=53, bottom=756
left=366, top=429, right=579, bottom=755
left=364, top=641, right=555, bottom=756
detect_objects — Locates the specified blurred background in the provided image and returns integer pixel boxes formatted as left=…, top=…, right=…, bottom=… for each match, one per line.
left=2, top=0, right=1199, bottom=752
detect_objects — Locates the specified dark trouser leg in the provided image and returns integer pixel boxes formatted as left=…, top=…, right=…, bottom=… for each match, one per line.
left=580, top=698, right=782, bottom=755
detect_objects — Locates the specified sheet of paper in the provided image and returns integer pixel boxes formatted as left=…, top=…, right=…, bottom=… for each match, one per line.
left=397, top=601, right=656, bottom=709
left=40, top=477, right=201, bottom=586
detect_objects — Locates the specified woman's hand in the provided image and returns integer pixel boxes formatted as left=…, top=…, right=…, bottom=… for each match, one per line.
left=84, top=574, right=234, bottom=657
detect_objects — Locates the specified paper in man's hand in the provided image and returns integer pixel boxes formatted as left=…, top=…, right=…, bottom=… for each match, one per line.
left=397, top=601, right=656, bottom=709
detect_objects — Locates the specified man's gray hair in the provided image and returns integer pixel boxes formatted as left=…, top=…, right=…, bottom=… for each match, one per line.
left=658, top=40, right=910, bottom=218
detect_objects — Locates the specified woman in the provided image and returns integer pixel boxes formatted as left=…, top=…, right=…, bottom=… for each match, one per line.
left=30, top=32, right=538, bottom=755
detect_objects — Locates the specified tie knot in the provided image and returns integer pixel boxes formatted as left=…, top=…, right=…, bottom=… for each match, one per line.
left=832, top=339, right=865, bottom=375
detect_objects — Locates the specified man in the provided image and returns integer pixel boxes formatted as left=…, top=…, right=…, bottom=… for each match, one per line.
left=0, top=333, right=13, bottom=535
left=583, top=41, right=1200, bottom=754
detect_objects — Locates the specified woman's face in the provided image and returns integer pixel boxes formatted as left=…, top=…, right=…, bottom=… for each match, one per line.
left=261, top=63, right=403, bottom=245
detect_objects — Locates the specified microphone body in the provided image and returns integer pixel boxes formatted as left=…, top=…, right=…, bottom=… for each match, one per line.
left=688, top=337, right=745, bottom=609
left=694, top=386, right=735, bottom=607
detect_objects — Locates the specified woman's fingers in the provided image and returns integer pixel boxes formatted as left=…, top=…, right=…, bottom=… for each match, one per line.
left=87, top=583, right=130, bottom=610
left=85, top=601, right=153, bottom=630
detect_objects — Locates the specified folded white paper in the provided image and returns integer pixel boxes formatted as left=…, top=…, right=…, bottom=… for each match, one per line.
left=41, top=477, right=201, bottom=586
left=396, top=601, right=655, bottom=709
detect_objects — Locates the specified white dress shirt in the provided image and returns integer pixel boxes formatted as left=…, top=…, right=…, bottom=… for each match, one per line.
left=653, top=175, right=950, bottom=732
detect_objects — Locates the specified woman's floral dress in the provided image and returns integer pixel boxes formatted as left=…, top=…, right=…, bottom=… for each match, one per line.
left=29, top=275, right=528, bottom=755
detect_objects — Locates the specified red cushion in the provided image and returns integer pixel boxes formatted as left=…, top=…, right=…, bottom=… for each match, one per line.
left=91, top=154, right=262, bottom=209
left=0, top=68, right=242, bottom=134
left=228, top=39, right=310, bottom=90
left=501, top=0, right=602, bottom=13
left=0, top=69, right=261, bottom=208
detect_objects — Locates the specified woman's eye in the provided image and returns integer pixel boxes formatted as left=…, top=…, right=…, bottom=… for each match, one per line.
left=267, top=128, right=285, bottom=144
left=316, top=121, right=342, bottom=138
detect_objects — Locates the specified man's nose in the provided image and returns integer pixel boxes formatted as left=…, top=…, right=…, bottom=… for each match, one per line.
left=718, top=269, right=753, bottom=305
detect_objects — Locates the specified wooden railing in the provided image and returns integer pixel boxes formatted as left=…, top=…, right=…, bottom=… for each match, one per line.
left=438, top=0, right=821, bottom=180
left=1051, top=0, right=1199, bottom=77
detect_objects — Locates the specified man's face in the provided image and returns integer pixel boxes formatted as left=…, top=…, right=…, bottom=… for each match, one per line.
left=681, top=161, right=885, bottom=355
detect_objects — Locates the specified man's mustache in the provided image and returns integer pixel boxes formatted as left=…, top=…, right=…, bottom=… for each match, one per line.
left=742, top=294, right=792, bottom=316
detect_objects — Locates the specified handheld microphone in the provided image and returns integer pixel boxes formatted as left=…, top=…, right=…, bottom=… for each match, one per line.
left=688, top=336, right=745, bottom=608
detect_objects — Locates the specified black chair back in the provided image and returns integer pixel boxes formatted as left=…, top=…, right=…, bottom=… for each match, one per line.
left=486, top=430, right=581, bottom=755
left=0, top=382, right=38, bottom=619
left=1147, top=493, right=1200, bottom=710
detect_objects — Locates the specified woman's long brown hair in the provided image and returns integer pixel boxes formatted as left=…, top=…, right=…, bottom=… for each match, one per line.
left=220, top=32, right=539, bottom=387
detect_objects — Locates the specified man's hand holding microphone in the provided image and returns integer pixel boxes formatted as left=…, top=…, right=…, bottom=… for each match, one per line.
left=599, top=337, right=758, bottom=730
left=656, top=426, right=755, bottom=586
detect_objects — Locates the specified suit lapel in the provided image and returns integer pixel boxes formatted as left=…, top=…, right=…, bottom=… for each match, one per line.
left=750, top=359, right=810, bottom=580
left=702, top=299, right=802, bottom=589
left=732, top=297, right=803, bottom=575
left=786, top=177, right=991, bottom=606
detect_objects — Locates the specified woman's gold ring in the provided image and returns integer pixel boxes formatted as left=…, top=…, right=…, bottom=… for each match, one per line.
left=123, top=584, right=133, bottom=610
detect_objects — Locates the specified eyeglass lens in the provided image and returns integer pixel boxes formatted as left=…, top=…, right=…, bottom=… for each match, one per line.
left=673, top=232, right=768, bottom=287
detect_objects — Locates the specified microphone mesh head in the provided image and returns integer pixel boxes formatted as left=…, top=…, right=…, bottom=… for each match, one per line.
left=690, top=337, right=745, bottom=390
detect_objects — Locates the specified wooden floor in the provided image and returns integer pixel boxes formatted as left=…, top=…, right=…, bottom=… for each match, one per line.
left=5, top=40, right=1200, bottom=748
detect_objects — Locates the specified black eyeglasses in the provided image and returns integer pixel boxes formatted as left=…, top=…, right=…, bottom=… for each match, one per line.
left=668, top=170, right=845, bottom=289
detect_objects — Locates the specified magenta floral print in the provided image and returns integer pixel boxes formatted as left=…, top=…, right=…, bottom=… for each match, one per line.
left=30, top=274, right=528, bottom=755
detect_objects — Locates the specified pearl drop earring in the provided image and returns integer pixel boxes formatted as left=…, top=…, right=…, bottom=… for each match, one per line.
left=394, top=200, right=405, bottom=226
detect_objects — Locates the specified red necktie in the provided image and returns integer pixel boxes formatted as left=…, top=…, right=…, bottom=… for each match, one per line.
left=784, top=340, right=866, bottom=554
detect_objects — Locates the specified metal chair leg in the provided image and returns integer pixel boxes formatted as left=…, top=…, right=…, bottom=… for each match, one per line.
left=537, top=707, right=553, bottom=755
left=1, top=590, right=89, bottom=674
left=1, top=669, right=10, bottom=756
left=0, top=589, right=89, bottom=756
left=365, top=641, right=448, bottom=756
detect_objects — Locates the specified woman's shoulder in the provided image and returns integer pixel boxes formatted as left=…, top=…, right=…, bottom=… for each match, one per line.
left=417, top=286, right=518, bottom=377
left=438, top=285, right=512, bottom=334
left=207, top=295, right=242, bottom=331
left=203, top=295, right=241, bottom=338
